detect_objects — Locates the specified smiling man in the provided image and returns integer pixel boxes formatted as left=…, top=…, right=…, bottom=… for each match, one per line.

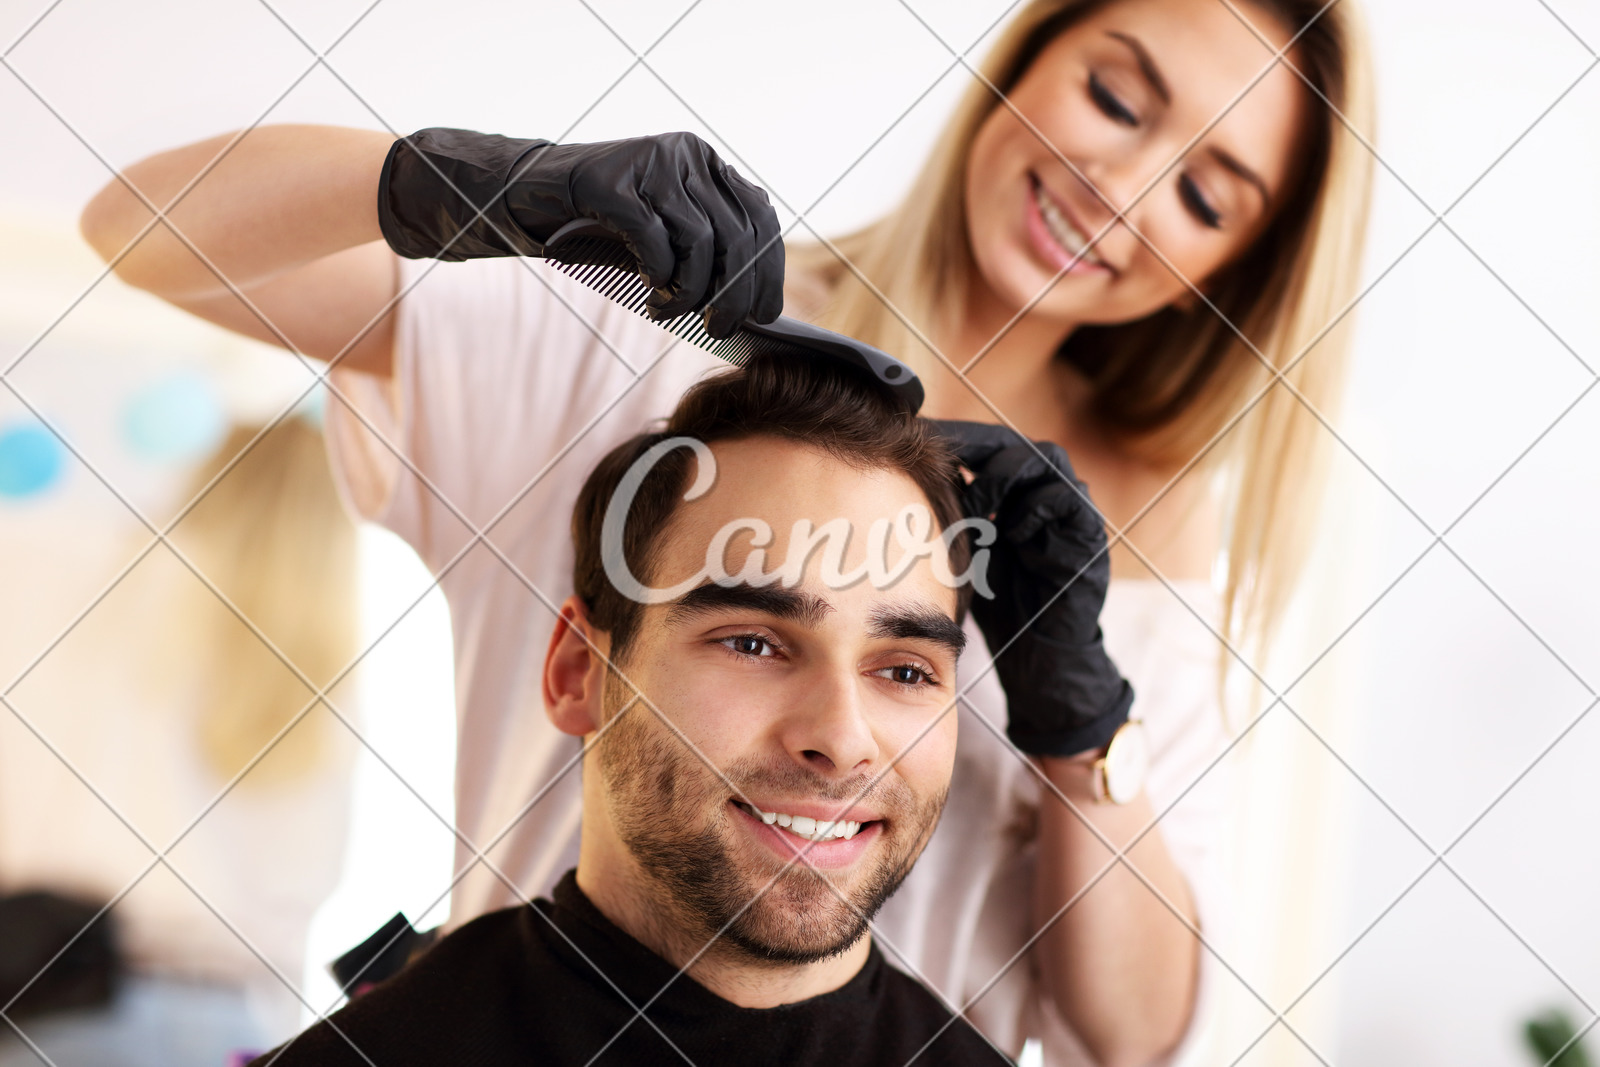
left=254, top=361, right=1010, bottom=1066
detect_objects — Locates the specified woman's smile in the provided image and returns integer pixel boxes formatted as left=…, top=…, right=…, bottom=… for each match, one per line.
left=1025, top=172, right=1115, bottom=276
left=962, top=0, right=1308, bottom=333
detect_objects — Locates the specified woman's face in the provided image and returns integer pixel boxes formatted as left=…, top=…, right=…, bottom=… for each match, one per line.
left=963, top=0, right=1311, bottom=330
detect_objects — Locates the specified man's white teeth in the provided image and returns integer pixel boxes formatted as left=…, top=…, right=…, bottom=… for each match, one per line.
left=739, top=802, right=863, bottom=842
left=1033, top=181, right=1103, bottom=266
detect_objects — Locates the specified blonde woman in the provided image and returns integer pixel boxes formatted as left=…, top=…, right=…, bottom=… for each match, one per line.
left=0, top=419, right=357, bottom=1065
left=81, top=0, right=1372, bottom=1061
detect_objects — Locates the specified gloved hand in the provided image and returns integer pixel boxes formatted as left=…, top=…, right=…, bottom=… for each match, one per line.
left=932, top=420, right=1133, bottom=758
left=377, top=128, right=784, bottom=338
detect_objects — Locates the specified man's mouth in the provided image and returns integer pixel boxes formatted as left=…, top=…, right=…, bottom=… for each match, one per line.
left=733, top=800, right=869, bottom=843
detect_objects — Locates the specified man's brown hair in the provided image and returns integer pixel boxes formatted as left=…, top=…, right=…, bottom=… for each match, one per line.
left=571, top=358, right=971, bottom=659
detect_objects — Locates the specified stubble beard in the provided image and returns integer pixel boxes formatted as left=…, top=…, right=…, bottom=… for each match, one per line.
left=597, top=675, right=946, bottom=966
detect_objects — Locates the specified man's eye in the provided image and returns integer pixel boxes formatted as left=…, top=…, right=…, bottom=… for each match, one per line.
left=1179, top=174, right=1223, bottom=229
left=876, top=664, right=934, bottom=688
left=722, top=634, right=775, bottom=658
left=1089, top=72, right=1139, bottom=126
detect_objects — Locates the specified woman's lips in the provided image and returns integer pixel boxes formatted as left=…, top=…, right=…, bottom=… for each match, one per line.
left=1024, top=173, right=1113, bottom=277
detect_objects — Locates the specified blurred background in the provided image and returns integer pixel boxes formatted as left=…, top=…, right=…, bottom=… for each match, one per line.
left=0, top=0, right=1596, bottom=1064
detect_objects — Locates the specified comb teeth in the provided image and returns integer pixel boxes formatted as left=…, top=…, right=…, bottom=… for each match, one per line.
left=547, top=239, right=783, bottom=367
left=543, top=230, right=924, bottom=414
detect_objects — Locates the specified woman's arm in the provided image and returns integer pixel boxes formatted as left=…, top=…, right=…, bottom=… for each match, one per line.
left=1034, top=464, right=1215, bottom=1066
left=81, top=125, right=787, bottom=375
left=79, top=125, right=400, bottom=374
left=1032, top=764, right=1200, bottom=1067
left=933, top=422, right=1206, bottom=1065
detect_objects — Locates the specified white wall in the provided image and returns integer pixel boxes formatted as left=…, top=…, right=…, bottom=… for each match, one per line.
left=3, top=0, right=1596, bottom=1061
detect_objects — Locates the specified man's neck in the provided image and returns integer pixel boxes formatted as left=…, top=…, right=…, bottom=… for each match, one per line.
left=575, top=861, right=872, bottom=1010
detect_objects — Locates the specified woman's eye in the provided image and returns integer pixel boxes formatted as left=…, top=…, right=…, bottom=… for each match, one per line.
left=722, top=634, right=775, bottom=658
left=1089, top=73, right=1138, bottom=127
left=876, top=664, right=934, bottom=688
left=1179, top=174, right=1223, bottom=229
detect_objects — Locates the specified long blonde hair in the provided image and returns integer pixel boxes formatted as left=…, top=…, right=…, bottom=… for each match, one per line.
left=166, top=417, right=359, bottom=786
left=791, top=0, right=1374, bottom=652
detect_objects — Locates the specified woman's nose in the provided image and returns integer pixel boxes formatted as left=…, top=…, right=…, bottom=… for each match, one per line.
left=1074, top=142, right=1171, bottom=221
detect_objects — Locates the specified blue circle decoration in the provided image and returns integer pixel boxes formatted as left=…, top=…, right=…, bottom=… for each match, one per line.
left=123, top=371, right=227, bottom=463
left=295, top=387, right=327, bottom=429
left=0, top=422, right=67, bottom=499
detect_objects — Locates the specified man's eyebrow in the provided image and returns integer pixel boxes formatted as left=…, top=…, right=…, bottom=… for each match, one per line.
left=868, top=604, right=968, bottom=657
left=1211, top=146, right=1272, bottom=208
left=665, top=583, right=833, bottom=628
left=1107, top=30, right=1170, bottom=105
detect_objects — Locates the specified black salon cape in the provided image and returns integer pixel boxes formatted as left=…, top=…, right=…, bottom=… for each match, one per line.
left=254, top=871, right=1011, bottom=1066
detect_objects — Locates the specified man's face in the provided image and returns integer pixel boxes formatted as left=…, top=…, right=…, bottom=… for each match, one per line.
left=593, top=438, right=964, bottom=964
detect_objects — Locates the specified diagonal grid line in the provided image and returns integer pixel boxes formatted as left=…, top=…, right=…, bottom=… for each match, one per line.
left=254, top=0, right=794, bottom=387
left=250, top=696, right=706, bottom=1067
left=1078, top=445, right=1600, bottom=1055
left=1542, top=1014, right=1600, bottom=1067
left=15, top=0, right=1600, bottom=1055
left=892, top=0, right=1600, bottom=631
left=3, top=0, right=759, bottom=715
left=0, top=53, right=327, bottom=379
left=0, top=324, right=728, bottom=1048
left=0, top=0, right=68, bottom=56
left=568, top=680, right=1025, bottom=1067
left=895, top=368, right=1600, bottom=1057
left=897, top=689, right=1346, bottom=1067
left=1112, top=484, right=1600, bottom=1040
left=565, top=9, right=1600, bottom=1055
left=489, top=0, right=1600, bottom=1055
left=0, top=689, right=383, bottom=1067
left=0, top=2, right=720, bottom=1051
left=1224, top=693, right=1600, bottom=1065
left=273, top=4, right=1218, bottom=1049
left=875, top=0, right=1600, bottom=891
left=0, top=146, right=772, bottom=1061
left=901, top=0, right=1345, bottom=384
left=1529, top=0, right=1596, bottom=54
left=1166, top=240, right=1600, bottom=1041
left=1215, top=0, right=1600, bottom=376
left=0, top=1012, right=63, bottom=1067
left=0, top=0, right=1331, bottom=1062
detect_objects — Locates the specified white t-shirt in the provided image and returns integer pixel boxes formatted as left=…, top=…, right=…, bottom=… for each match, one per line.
left=326, top=256, right=1231, bottom=1063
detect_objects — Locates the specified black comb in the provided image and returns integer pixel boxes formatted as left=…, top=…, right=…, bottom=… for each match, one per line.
left=541, top=219, right=924, bottom=414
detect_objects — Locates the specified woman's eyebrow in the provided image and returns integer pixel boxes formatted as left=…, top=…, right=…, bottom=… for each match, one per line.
left=1105, top=29, right=1272, bottom=209
left=1107, top=31, right=1170, bottom=105
left=1211, top=146, right=1271, bottom=207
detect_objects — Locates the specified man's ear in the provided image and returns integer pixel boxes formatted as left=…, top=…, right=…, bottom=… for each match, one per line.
left=543, top=596, right=610, bottom=737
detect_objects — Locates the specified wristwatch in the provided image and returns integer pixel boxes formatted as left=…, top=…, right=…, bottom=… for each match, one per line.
left=1090, top=720, right=1149, bottom=805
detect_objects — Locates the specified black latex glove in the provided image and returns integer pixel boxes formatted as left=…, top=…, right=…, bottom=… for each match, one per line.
left=932, top=420, right=1134, bottom=757
left=377, top=128, right=784, bottom=338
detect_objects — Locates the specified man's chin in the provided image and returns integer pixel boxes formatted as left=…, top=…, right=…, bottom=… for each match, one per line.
left=703, top=847, right=918, bottom=965
left=715, top=868, right=878, bottom=965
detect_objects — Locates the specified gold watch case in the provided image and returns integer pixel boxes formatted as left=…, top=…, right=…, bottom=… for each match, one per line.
left=1091, top=720, right=1149, bottom=805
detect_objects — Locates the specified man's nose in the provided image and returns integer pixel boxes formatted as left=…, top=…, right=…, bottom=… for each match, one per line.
left=780, top=670, right=880, bottom=776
